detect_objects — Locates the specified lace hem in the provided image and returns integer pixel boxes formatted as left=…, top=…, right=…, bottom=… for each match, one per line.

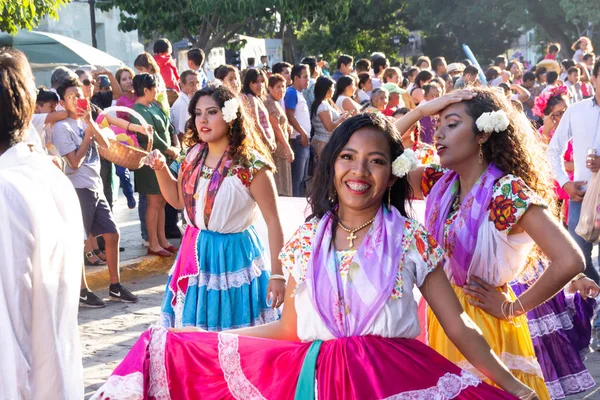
left=148, top=327, right=170, bottom=400
left=188, top=256, right=266, bottom=291
left=89, top=372, right=144, bottom=400
left=382, top=370, right=481, bottom=400
left=218, top=332, right=266, bottom=399
left=545, top=370, right=596, bottom=399
left=528, top=311, right=573, bottom=338
left=169, top=306, right=279, bottom=330
left=457, top=352, right=543, bottom=379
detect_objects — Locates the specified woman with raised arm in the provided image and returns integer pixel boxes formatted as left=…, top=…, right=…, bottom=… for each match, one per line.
left=398, top=88, right=587, bottom=399
left=93, top=113, right=538, bottom=400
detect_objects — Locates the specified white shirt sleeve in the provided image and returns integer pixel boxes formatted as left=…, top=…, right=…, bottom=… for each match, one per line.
left=170, top=99, right=188, bottom=134
left=547, top=107, right=573, bottom=187
left=0, top=177, right=35, bottom=399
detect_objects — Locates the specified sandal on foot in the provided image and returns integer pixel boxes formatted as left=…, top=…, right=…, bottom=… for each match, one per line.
left=85, top=251, right=107, bottom=266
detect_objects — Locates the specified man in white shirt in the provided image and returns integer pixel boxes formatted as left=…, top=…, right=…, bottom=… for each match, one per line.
left=0, top=48, right=84, bottom=400
left=547, top=58, right=600, bottom=286
left=171, top=70, right=200, bottom=135
left=547, top=59, right=600, bottom=350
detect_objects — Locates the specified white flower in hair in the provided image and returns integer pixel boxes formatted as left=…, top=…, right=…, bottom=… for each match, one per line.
left=222, top=98, right=239, bottom=123
left=392, top=149, right=418, bottom=178
left=475, top=110, right=510, bottom=133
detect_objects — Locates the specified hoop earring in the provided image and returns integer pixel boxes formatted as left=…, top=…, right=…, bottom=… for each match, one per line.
left=478, top=143, right=484, bottom=164
left=387, top=186, right=392, bottom=210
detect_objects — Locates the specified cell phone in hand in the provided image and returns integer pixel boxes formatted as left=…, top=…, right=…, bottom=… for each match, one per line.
left=76, top=98, right=89, bottom=110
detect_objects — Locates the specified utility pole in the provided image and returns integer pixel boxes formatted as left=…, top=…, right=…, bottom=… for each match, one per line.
left=73, top=0, right=97, bottom=48
left=89, top=0, right=97, bottom=48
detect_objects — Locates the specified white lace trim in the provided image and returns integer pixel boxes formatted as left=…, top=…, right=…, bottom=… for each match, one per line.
left=218, top=332, right=266, bottom=399
left=457, top=352, right=544, bottom=380
left=148, top=327, right=170, bottom=400
left=528, top=311, right=573, bottom=338
left=189, top=256, right=265, bottom=290
left=545, top=370, right=596, bottom=399
left=89, top=372, right=144, bottom=400
left=382, top=370, right=481, bottom=400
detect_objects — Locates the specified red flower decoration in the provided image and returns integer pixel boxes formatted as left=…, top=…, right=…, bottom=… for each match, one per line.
left=489, top=195, right=518, bottom=231
left=235, top=167, right=252, bottom=187
left=421, top=167, right=445, bottom=197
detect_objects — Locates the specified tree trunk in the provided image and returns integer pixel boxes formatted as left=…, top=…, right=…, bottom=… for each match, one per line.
left=282, top=23, right=299, bottom=63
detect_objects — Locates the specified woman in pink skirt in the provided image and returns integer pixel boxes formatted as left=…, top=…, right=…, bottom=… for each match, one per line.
left=92, top=111, right=538, bottom=400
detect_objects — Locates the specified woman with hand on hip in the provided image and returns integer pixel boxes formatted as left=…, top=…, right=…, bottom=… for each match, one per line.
left=398, top=88, right=586, bottom=399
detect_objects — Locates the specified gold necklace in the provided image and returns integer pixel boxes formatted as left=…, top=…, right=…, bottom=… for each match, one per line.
left=337, top=216, right=376, bottom=248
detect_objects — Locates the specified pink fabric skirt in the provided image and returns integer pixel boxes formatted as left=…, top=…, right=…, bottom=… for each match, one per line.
left=92, top=327, right=516, bottom=399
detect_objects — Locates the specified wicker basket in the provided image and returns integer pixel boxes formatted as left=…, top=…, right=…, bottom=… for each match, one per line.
left=99, top=135, right=153, bottom=170
left=96, top=106, right=154, bottom=170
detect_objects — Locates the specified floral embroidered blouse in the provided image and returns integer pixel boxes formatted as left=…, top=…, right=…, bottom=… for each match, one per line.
left=181, top=145, right=269, bottom=233
left=279, top=217, right=443, bottom=342
left=421, top=165, right=546, bottom=287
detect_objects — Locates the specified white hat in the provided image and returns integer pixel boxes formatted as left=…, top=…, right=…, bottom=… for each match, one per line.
left=447, top=63, right=466, bottom=74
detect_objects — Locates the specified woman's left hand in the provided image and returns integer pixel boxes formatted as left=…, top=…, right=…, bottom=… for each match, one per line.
left=567, top=276, right=600, bottom=299
left=267, top=279, right=286, bottom=309
left=463, top=276, right=512, bottom=319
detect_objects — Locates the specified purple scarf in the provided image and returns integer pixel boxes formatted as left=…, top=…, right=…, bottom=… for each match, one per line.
left=306, top=206, right=405, bottom=338
left=424, top=163, right=504, bottom=286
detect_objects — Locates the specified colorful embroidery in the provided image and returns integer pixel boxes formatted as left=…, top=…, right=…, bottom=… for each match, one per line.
left=488, top=176, right=544, bottom=232
left=279, top=218, right=443, bottom=299
left=198, top=150, right=268, bottom=188
left=421, top=164, right=446, bottom=197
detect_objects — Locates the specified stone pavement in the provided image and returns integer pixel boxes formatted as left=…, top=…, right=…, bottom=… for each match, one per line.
left=80, top=274, right=167, bottom=399
left=79, top=274, right=600, bottom=399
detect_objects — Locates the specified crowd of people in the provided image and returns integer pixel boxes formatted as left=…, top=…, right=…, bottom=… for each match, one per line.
left=2, top=33, right=600, bottom=399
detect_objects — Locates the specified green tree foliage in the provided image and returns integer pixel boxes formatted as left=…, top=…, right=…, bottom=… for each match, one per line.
left=98, top=0, right=349, bottom=56
left=296, top=0, right=408, bottom=63
left=405, top=0, right=599, bottom=63
left=404, top=0, right=525, bottom=64
left=0, top=0, right=69, bottom=34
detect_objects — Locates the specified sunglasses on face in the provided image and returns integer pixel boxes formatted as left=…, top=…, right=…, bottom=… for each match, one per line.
left=82, top=79, right=95, bottom=86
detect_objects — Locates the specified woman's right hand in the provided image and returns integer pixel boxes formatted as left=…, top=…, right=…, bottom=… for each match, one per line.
left=508, top=384, right=539, bottom=400
left=143, top=149, right=167, bottom=171
left=416, top=90, right=476, bottom=117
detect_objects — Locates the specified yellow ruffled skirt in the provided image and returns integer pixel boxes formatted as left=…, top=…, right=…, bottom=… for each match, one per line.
left=427, top=284, right=550, bottom=400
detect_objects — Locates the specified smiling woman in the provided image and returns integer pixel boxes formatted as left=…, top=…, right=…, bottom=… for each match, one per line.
left=93, top=112, right=534, bottom=399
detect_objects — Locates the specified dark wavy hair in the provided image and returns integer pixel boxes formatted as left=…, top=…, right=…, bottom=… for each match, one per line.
left=184, top=84, right=273, bottom=169
left=333, top=76, right=355, bottom=103
left=308, top=113, right=413, bottom=221
left=461, top=87, right=554, bottom=213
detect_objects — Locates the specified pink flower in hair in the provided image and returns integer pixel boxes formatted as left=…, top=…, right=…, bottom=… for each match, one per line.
left=533, top=85, right=568, bottom=117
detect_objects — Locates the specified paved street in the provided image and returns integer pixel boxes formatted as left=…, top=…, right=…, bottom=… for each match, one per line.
left=80, top=274, right=167, bottom=399
left=79, top=273, right=600, bottom=399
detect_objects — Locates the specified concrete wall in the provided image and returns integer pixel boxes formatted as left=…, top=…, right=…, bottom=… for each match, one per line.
left=38, top=2, right=143, bottom=68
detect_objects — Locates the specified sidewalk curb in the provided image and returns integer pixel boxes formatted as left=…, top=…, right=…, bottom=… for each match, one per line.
left=86, top=255, right=174, bottom=292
